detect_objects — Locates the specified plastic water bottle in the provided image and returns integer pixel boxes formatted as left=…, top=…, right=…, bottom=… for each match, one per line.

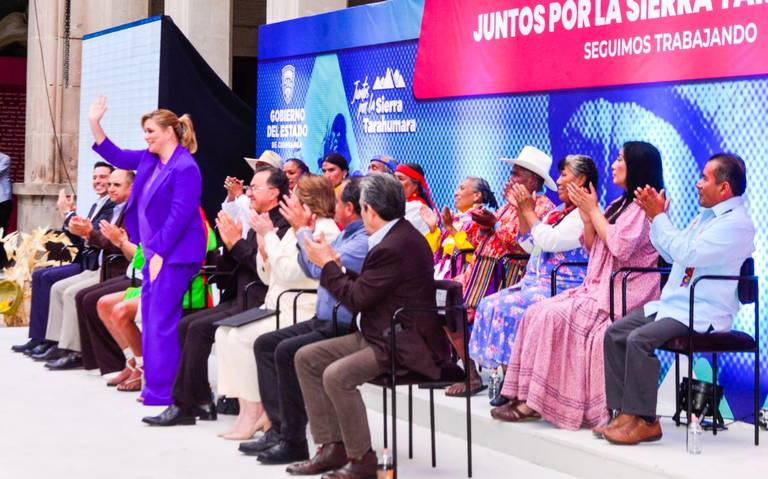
left=687, top=415, right=703, bottom=455
left=377, top=448, right=393, bottom=479
left=488, top=366, right=502, bottom=399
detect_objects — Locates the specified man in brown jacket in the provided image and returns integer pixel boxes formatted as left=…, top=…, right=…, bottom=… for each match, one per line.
left=291, top=173, right=451, bottom=479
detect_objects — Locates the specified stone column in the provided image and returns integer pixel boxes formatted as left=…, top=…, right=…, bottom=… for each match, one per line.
left=267, top=0, right=347, bottom=24
left=165, top=0, right=233, bottom=86
left=15, top=0, right=147, bottom=232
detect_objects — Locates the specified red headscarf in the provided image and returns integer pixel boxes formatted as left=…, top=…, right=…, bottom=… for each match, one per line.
left=395, top=164, right=442, bottom=227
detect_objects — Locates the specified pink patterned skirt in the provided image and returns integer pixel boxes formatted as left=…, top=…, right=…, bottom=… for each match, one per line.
left=500, top=289, right=610, bottom=430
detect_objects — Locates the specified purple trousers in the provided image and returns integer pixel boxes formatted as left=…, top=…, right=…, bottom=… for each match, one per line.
left=140, top=261, right=201, bottom=405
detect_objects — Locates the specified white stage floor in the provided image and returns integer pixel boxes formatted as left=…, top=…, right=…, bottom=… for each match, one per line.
left=0, top=327, right=571, bottom=479
left=361, top=357, right=766, bottom=479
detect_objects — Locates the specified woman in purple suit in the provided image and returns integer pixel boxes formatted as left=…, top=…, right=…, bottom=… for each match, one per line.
left=89, top=96, right=206, bottom=405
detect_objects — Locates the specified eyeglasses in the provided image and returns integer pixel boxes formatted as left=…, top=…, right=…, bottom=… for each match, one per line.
left=245, top=185, right=275, bottom=194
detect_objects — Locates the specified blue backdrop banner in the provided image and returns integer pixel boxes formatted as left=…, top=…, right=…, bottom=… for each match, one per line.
left=256, top=0, right=768, bottom=421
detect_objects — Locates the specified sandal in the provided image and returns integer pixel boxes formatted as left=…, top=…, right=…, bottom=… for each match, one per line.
left=490, top=402, right=541, bottom=422
left=445, top=381, right=487, bottom=397
left=117, top=367, right=143, bottom=392
left=107, top=360, right=136, bottom=387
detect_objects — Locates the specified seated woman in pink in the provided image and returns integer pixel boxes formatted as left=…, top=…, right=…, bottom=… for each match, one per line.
left=491, top=141, right=664, bottom=430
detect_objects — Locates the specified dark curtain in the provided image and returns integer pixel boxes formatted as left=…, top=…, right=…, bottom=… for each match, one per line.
left=158, top=16, right=254, bottom=224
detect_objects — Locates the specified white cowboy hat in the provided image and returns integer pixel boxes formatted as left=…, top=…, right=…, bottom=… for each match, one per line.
left=244, top=150, right=283, bottom=170
left=501, top=146, right=557, bottom=191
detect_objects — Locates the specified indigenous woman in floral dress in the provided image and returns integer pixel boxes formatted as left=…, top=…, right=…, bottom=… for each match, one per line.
left=469, top=155, right=598, bottom=386
left=491, top=141, right=664, bottom=430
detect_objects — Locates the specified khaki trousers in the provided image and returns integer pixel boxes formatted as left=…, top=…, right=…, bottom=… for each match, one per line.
left=45, top=268, right=100, bottom=351
left=295, top=331, right=385, bottom=459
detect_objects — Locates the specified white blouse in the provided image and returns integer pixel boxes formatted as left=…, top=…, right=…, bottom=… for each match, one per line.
left=518, top=206, right=584, bottom=254
left=257, top=217, right=341, bottom=323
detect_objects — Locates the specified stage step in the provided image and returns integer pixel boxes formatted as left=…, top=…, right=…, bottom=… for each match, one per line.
left=361, top=382, right=763, bottom=479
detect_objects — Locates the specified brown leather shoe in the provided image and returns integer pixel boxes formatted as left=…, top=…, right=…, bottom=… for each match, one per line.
left=321, top=450, right=377, bottom=479
left=592, top=412, right=636, bottom=439
left=286, top=442, right=348, bottom=475
left=604, top=415, right=662, bottom=445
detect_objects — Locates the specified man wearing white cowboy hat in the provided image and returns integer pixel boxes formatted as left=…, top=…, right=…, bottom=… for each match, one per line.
left=244, top=150, right=283, bottom=171
left=445, top=145, right=555, bottom=398
left=222, top=151, right=285, bottom=238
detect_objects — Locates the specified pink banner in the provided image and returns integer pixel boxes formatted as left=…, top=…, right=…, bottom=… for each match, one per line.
left=413, top=0, right=768, bottom=99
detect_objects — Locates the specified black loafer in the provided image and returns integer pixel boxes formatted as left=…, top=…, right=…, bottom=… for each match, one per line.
left=26, top=341, right=52, bottom=356
left=12, top=338, right=43, bottom=353
left=191, top=401, right=217, bottom=421
left=142, top=405, right=197, bottom=426
left=45, top=352, right=83, bottom=370
left=239, top=429, right=281, bottom=455
left=257, top=440, right=309, bottom=465
left=31, top=344, right=62, bottom=361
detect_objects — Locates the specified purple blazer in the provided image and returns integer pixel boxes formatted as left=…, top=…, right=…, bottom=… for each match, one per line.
left=93, top=137, right=206, bottom=266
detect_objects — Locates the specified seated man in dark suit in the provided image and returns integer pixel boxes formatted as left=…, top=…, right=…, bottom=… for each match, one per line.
left=142, top=165, right=291, bottom=426
left=291, top=173, right=451, bottom=479
left=12, top=161, right=115, bottom=357
left=242, top=178, right=369, bottom=464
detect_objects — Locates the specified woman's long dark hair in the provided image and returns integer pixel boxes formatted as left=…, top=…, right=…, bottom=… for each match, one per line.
left=605, top=141, right=664, bottom=224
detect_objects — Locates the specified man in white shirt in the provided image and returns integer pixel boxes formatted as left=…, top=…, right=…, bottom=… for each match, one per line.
left=600, top=153, right=755, bottom=445
left=222, top=151, right=283, bottom=239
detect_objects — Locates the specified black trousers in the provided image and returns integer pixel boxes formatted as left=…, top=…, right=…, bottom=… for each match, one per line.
left=604, top=307, right=689, bottom=417
left=254, top=318, right=348, bottom=442
left=76, top=276, right=132, bottom=374
left=0, top=199, right=11, bottom=233
left=172, top=299, right=241, bottom=407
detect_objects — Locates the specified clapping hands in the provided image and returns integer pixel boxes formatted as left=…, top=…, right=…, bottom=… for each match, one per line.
left=216, top=211, right=243, bottom=250
left=248, top=210, right=276, bottom=237
left=99, top=220, right=128, bottom=247
left=279, top=193, right=315, bottom=232
left=509, top=184, right=535, bottom=213
left=69, top=216, right=93, bottom=238
left=634, top=185, right=669, bottom=220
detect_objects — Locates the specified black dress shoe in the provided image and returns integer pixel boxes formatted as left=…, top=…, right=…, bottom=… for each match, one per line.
left=26, top=341, right=52, bottom=356
left=257, top=440, right=309, bottom=465
left=45, top=352, right=83, bottom=370
left=12, top=338, right=43, bottom=353
left=142, top=405, right=197, bottom=426
left=239, top=428, right=281, bottom=455
left=31, top=344, right=62, bottom=361
left=490, top=394, right=510, bottom=407
left=190, top=401, right=217, bottom=421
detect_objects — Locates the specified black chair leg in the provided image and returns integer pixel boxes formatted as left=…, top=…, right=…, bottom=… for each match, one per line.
left=756, top=351, right=760, bottom=446
left=466, top=376, right=473, bottom=477
left=673, top=354, right=681, bottom=426
left=383, top=387, right=388, bottom=448
left=408, top=385, right=413, bottom=459
left=392, top=384, right=398, bottom=479
left=712, top=353, right=718, bottom=436
left=429, top=388, right=436, bottom=468
left=687, top=351, right=694, bottom=428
